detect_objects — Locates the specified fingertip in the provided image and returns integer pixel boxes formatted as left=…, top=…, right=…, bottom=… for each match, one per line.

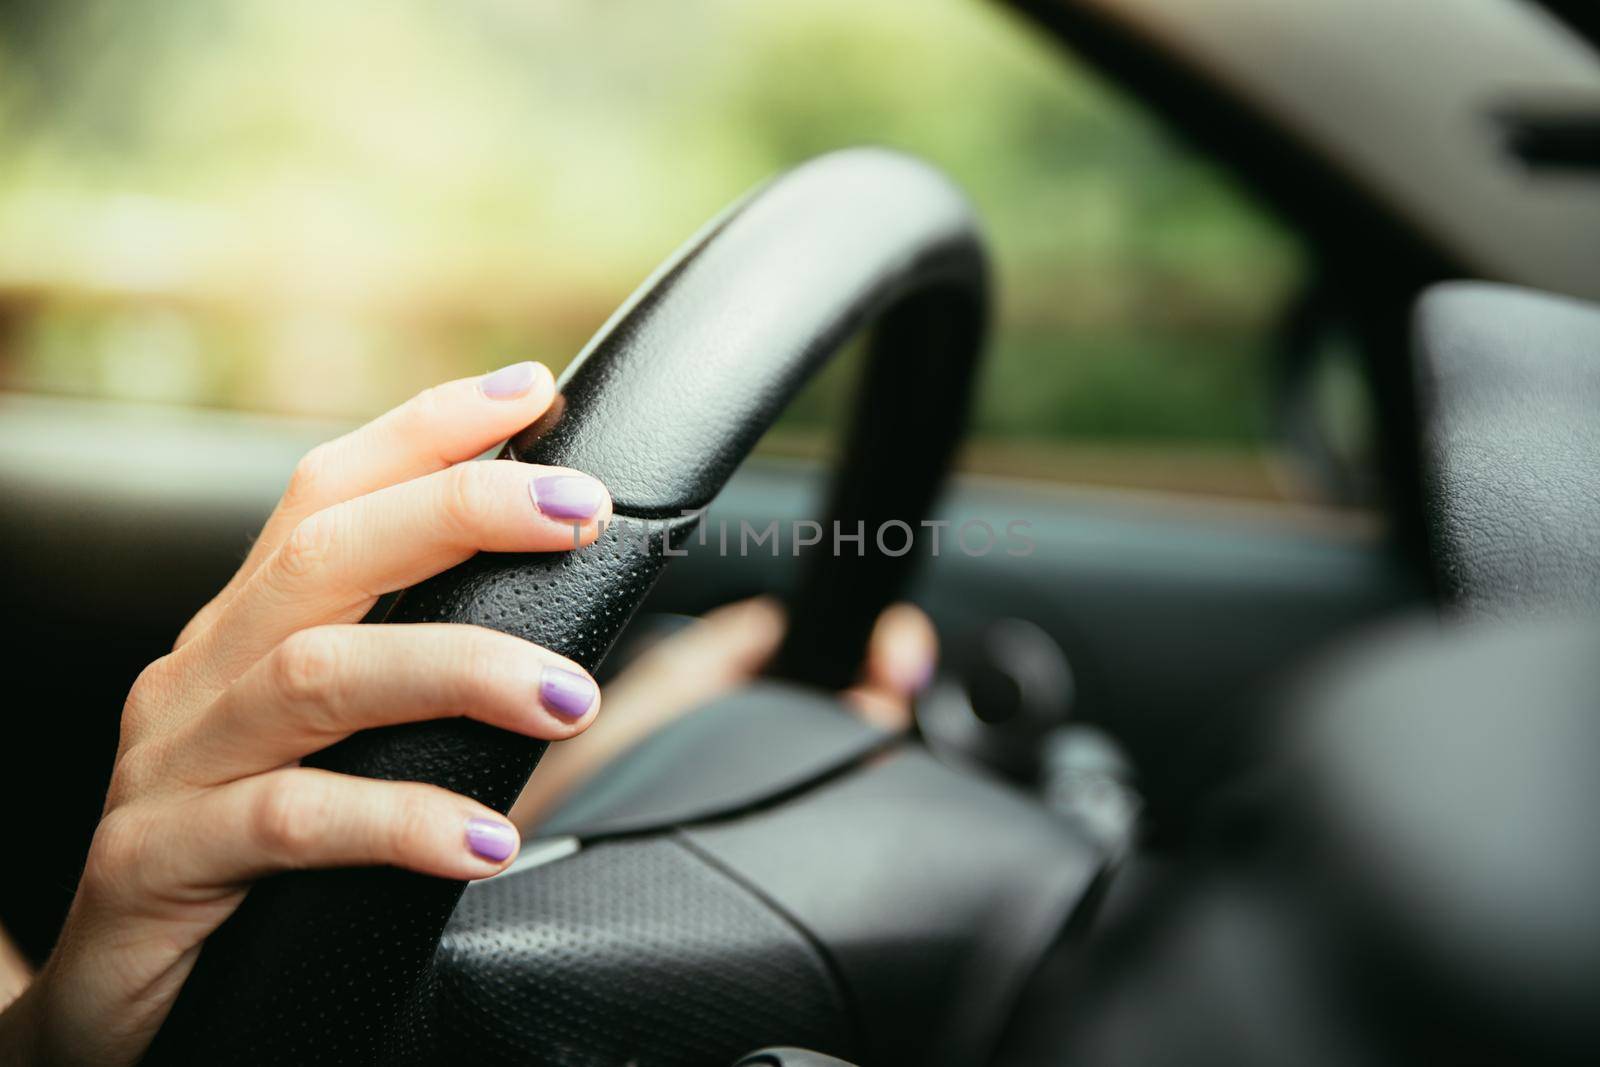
left=881, top=601, right=937, bottom=642
left=538, top=664, right=600, bottom=728
left=561, top=507, right=614, bottom=552
left=587, top=488, right=616, bottom=538
left=701, top=595, right=787, bottom=641
left=526, top=361, right=558, bottom=413
left=478, top=360, right=554, bottom=403
left=528, top=469, right=612, bottom=533
left=464, top=814, right=520, bottom=869
left=740, top=595, right=788, bottom=629
left=716, top=594, right=786, bottom=618
left=871, top=602, right=938, bottom=695
left=531, top=359, right=556, bottom=391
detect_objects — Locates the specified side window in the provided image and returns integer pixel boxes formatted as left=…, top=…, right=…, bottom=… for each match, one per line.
left=0, top=0, right=1313, bottom=504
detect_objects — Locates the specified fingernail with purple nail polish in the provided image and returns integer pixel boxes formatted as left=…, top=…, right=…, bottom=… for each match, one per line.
left=480, top=361, right=539, bottom=399
left=891, top=651, right=935, bottom=695
left=541, top=666, right=596, bottom=720
left=530, top=474, right=605, bottom=521
left=465, top=817, right=517, bottom=862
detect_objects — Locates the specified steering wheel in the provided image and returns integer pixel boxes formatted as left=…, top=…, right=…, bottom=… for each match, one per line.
left=148, top=149, right=1103, bottom=1066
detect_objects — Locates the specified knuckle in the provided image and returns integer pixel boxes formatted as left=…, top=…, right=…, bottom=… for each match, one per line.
left=385, top=790, right=442, bottom=861
left=252, top=776, right=325, bottom=859
left=83, top=807, right=158, bottom=898
left=438, top=628, right=527, bottom=720
left=285, top=443, right=336, bottom=507
left=449, top=628, right=506, bottom=693
left=404, top=383, right=452, bottom=432
left=276, top=512, right=338, bottom=582
left=172, top=598, right=224, bottom=651
left=126, top=655, right=174, bottom=706
left=172, top=613, right=207, bottom=651
left=108, top=739, right=166, bottom=804
left=270, top=630, right=345, bottom=716
left=120, top=656, right=177, bottom=742
left=441, top=462, right=497, bottom=533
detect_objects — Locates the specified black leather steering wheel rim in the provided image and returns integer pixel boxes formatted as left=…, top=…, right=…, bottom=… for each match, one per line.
left=149, top=147, right=989, bottom=1063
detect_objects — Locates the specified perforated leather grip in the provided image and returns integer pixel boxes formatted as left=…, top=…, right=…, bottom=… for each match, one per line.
left=150, top=148, right=988, bottom=1062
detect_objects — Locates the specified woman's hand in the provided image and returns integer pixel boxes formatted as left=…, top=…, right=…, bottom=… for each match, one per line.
left=1, top=362, right=613, bottom=1066
left=511, top=597, right=937, bottom=829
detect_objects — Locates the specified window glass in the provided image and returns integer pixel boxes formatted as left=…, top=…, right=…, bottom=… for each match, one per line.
left=0, top=0, right=1310, bottom=502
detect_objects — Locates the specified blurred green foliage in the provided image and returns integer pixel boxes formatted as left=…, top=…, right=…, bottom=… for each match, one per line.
left=0, top=0, right=1305, bottom=487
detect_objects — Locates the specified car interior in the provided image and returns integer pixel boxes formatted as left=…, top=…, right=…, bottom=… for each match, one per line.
left=1, top=1, right=1598, bottom=1064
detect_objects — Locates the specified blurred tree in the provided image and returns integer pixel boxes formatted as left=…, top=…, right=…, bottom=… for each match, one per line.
left=0, top=0, right=1306, bottom=496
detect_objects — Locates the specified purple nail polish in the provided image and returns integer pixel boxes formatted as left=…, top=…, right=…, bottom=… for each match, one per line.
left=529, top=474, right=605, bottom=521
left=540, top=666, right=596, bottom=720
left=465, top=817, right=517, bottom=862
left=480, top=361, right=539, bottom=399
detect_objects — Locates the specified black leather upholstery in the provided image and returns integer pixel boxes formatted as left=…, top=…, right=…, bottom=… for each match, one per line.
left=527, top=680, right=1103, bottom=1066
left=1414, top=282, right=1600, bottom=616
left=680, top=740, right=1102, bottom=1067
left=539, top=681, right=895, bottom=840
left=429, top=836, right=858, bottom=1065
left=149, top=148, right=989, bottom=1063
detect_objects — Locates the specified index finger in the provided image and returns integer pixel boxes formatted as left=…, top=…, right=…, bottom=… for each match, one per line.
left=177, top=361, right=557, bottom=648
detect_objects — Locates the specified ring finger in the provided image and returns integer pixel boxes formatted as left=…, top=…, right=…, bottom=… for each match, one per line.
left=160, top=624, right=600, bottom=788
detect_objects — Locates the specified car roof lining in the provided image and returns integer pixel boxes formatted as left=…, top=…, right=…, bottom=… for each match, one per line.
left=1009, top=0, right=1600, bottom=303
